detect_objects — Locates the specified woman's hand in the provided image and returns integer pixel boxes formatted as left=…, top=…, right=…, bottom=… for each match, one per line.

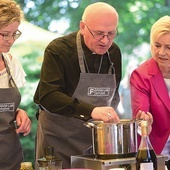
left=136, top=110, right=153, bottom=125
left=15, top=109, right=31, bottom=136
left=136, top=110, right=153, bottom=134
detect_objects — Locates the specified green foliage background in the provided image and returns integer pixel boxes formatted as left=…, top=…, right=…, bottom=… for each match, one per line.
left=11, top=0, right=170, bottom=166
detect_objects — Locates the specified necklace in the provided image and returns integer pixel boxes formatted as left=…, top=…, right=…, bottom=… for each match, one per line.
left=83, top=54, right=103, bottom=73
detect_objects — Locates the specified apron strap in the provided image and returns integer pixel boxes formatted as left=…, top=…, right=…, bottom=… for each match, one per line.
left=76, top=31, right=115, bottom=75
left=2, top=55, right=17, bottom=88
left=107, top=51, right=115, bottom=74
left=76, top=31, right=86, bottom=73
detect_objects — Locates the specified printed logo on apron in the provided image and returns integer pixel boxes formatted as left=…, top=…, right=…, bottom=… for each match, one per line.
left=0, top=102, right=15, bottom=112
left=88, top=87, right=110, bottom=96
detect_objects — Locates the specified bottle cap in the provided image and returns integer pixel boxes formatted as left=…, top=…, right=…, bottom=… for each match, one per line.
left=141, top=120, right=148, bottom=135
left=21, top=162, right=32, bottom=167
left=141, top=120, right=148, bottom=127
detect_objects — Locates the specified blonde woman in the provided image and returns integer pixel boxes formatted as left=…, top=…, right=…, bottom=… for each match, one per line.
left=130, top=16, right=170, bottom=168
left=0, top=0, right=31, bottom=169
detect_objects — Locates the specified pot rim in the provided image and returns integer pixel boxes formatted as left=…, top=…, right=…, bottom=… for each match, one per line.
left=90, top=118, right=141, bottom=125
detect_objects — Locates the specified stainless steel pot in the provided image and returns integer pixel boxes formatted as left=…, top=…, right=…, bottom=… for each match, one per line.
left=84, top=119, right=140, bottom=159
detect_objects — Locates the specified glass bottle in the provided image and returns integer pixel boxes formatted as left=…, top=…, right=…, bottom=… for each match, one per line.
left=38, top=146, right=62, bottom=170
left=20, top=162, right=33, bottom=170
left=44, top=146, right=62, bottom=170
left=136, top=120, right=157, bottom=170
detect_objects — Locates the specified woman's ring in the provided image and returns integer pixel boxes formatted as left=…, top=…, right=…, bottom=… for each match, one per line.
left=106, top=112, right=111, bottom=117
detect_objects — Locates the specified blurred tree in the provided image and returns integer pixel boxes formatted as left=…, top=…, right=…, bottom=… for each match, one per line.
left=15, top=0, right=170, bottom=55
left=15, top=0, right=170, bottom=78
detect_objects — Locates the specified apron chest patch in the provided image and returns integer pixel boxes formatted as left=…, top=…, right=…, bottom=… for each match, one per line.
left=88, top=87, right=110, bottom=96
left=0, top=102, right=15, bottom=112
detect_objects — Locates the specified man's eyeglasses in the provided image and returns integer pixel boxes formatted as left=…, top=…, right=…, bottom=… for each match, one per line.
left=0, top=30, right=22, bottom=41
left=85, top=24, right=118, bottom=40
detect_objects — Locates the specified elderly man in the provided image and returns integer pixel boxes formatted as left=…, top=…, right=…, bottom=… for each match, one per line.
left=34, top=2, right=122, bottom=168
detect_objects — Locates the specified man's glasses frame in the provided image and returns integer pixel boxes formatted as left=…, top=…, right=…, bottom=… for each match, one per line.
left=0, top=30, right=22, bottom=41
left=85, top=24, right=118, bottom=40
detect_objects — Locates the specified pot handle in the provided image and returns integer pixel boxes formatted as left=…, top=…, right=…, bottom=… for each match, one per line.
left=84, top=122, right=96, bottom=129
left=84, top=122, right=102, bottom=129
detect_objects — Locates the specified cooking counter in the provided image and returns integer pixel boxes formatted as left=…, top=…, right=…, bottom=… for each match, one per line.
left=71, top=155, right=167, bottom=170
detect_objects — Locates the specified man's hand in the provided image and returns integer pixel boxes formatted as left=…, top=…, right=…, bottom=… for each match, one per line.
left=91, top=106, right=120, bottom=123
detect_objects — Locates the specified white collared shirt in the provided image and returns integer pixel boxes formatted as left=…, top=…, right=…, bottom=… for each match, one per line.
left=0, top=53, right=26, bottom=88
